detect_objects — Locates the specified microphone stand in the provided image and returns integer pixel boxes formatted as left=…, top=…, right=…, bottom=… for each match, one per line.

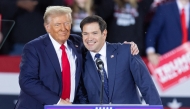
left=96, top=58, right=105, bottom=104
left=99, top=68, right=104, bottom=104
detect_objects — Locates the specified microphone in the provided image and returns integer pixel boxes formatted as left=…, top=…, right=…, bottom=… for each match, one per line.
left=96, top=58, right=104, bottom=71
left=95, top=58, right=104, bottom=104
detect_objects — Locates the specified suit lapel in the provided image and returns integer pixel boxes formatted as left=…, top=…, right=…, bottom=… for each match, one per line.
left=43, top=34, right=62, bottom=82
left=173, top=1, right=182, bottom=32
left=67, top=39, right=81, bottom=94
left=44, top=34, right=82, bottom=96
left=106, top=43, right=117, bottom=102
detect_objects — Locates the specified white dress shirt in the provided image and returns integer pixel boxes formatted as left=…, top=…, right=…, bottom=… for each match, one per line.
left=177, top=0, right=189, bottom=27
left=146, top=0, right=190, bottom=54
left=90, top=42, right=108, bottom=76
left=49, top=34, right=76, bottom=103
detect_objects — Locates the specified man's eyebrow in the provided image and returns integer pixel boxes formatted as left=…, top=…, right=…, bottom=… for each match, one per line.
left=82, top=31, right=98, bottom=33
left=82, top=32, right=88, bottom=33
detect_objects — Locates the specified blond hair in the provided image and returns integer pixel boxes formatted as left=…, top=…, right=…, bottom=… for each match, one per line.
left=43, top=6, right=72, bottom=24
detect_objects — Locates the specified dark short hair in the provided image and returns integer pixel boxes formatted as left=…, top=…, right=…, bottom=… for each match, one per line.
left=80, top=15, right=107, bottom=32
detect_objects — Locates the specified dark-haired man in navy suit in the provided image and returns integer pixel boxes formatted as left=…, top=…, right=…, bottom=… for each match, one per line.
left=80, top=15, right=162, bottom=105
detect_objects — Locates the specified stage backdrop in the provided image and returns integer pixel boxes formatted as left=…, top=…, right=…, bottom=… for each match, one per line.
left=0, top=56, right=190, bottom=109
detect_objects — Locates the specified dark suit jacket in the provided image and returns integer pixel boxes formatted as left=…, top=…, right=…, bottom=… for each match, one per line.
left=15, top=34, right=86, bottom=109
left=146, top=1, right=190, bottom=55
left=82, top=43, right=162, bottom=105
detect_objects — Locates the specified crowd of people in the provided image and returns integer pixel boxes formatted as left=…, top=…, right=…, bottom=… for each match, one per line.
left=0, top=0, right=179, bottom=57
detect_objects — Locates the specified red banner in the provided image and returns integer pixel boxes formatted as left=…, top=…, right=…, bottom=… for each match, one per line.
left=148, top=42, right=190, bottom=91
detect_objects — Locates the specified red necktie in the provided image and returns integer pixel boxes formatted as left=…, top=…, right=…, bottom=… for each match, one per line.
left=180, top=8, right=188, bottom=44
left=60, top=45, right=70, bottom=99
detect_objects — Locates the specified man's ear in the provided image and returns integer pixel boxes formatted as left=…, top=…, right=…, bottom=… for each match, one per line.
left=103, top=29, right=107, bottom=37
left=44, top=23, right=50, bottom=32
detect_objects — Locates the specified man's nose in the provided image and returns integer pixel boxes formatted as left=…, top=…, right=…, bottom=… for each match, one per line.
left=87, top=33, right=94, bottom=40
left=60, top=24, right=66, bottom=31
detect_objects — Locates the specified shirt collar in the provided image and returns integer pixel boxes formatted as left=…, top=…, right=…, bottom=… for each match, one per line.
left=177, top=0, right=189, bottom=12
left=49, top=33, right=69, bottom=51
left=90, top=42, right=107, bottom=60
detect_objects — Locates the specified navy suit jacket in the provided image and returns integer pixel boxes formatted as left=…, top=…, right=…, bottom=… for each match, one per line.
left=146, top=1, right=190, bottom=54
left=15, top=34, right=86, bottom=109
left=82, top=43, right=162, bottom=105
